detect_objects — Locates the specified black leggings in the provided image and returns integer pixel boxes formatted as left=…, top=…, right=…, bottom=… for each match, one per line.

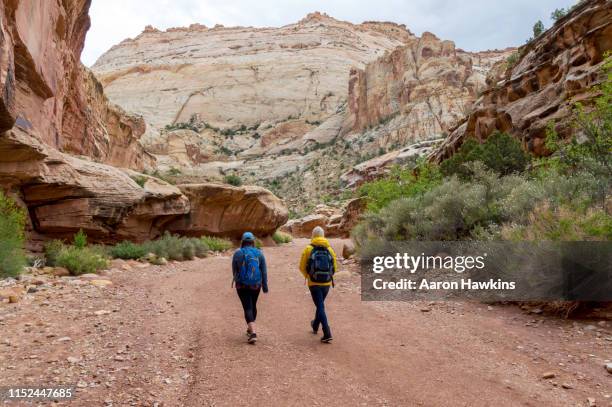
left=236, top=288, right=261, bottom=324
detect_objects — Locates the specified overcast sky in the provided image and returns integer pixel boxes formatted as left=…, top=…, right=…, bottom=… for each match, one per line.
left=82, top=0, right=576, bottom=66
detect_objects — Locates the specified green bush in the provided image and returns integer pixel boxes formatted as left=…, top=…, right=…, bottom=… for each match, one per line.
left=357, top=163, right=442, bottom=213
left=73, top=229, right=87, bottom=249
left=44, top=240, right=65, bottom=267
left=0, top=192, right=27, bottom=278
left=272, top=231, right=292, bottom=244
left=133, top=233, right=211, bottom=262
left=224, top=174, right=242, bottom=186
left=506, top=52, right=519, bottom=68
left=502, top=204, right=611, bottom=241
left=440, top=132, right=529, bottom=178
left=190, top=238, right=209, bottom=257
left=110, top=241, right=148, bottom=260
left=201, top=236, right=233, bottom=252
left=56, top=246, right=109, bottom=275
left=354, top=160, right=609, bottom=247
left=182, top=239, right=195, bottom=260
left=131, top=175, right=147, bottom=188
left=158, top=232, right=184, bottom=261
left=143, top=239, right=169, bottom=260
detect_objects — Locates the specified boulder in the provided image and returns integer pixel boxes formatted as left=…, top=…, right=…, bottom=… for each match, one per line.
left=281, top=197, right=366, bottom=238
left=342, top=241, right=356, bottom=259
left=281, top=214, right=328, bottom=238
left=166, top=183, right=288, bottom=239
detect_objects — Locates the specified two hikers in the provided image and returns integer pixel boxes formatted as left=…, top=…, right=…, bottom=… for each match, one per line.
left=232, top=227, right=337, bottom=344
left=232, top=232, right=268, bottom=344
left=299, top=226, right=338, bottom=343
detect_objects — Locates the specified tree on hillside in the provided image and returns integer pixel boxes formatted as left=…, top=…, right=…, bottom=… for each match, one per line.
left=550, top=8, right=567, bottom=21
left=533, top=20, right=545, bottom=37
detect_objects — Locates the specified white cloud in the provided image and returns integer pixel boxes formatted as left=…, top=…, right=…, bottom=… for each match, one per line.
left=82, top=0, right=578, bottom=66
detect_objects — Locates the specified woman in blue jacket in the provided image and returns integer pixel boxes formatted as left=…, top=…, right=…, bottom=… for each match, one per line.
left=232, top=232, right=268, bottom=344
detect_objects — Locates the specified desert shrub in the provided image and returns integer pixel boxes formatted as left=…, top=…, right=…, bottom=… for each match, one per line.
left=506, top=52, right=519, bottom=68
left=159, top=232, right=184, bottom=261
left=354, top=161, right=610, bottom=247
left=110, top=241, right=148, bottom=260
left=190, top=238, right=209, bottom=257
left=131, top=175, right=147, bottom=188
left=501, top=203, right=612, bottom=241
left=56, top=246, right=109, bottom=275
left=137, top=233, right=211, bottom=262
left=201, top=236, right=233, bottom=252
left=255, top=239, right=263, bottom=249
left=224, top=174, right=242, bottom=186
left=182, top=239, right=195, bottom=260
left=440, top=132, right=529, bottom=177
left=73, top=229, right=87, bottom=249
left=143, top=239, right=169, bottom=260
left=0, top=192, right=27, bottom=278
left=272, top=231, right=292, bottom=244
left=44, top=240, right=65, bottom=267
left=357, top=163, right=442, bottom=213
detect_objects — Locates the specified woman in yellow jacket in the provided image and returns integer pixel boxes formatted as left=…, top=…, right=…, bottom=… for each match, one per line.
left=299, top=226, right=338, bottom=343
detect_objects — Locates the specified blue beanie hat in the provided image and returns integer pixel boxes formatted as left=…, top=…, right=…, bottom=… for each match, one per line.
left=241, top=231, right=255, bottom=242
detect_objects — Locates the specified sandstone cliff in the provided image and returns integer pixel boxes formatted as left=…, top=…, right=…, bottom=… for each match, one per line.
left=93, top=12, right=413, bottom=140
left=1, top=0, right=151, bottom=170
left=92, top=14, right=516, bottom=212
left=0, top=0, right=287, bottom=245
left=344, top=33, right=512, bottom=144
left=429, top=0, right=612, bottom=162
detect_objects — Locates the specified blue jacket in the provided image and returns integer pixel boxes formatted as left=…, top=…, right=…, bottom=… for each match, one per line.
left=232, top=246, right=268, bottom=292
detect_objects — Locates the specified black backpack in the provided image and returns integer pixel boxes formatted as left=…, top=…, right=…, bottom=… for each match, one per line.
left=307, top=245, right=334, bottom=283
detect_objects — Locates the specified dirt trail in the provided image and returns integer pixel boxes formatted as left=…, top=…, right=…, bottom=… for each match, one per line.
left=0, top=239, right=610, bottom=406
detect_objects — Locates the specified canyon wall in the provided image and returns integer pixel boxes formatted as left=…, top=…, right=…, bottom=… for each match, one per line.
left=2, top=0, right=151, bottom=169
left=344, top=32, right=512, bottom=143
left=0, top=0, right=286, bottom=246
left=91, top=14, right=516, bottom=211
left=430, top=0, right=612, bottom=162
left=92, top=12, right=414, bottom=140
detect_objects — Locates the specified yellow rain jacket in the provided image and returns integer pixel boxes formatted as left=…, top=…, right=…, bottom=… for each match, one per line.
left=299, top=237, right=338, bottom=287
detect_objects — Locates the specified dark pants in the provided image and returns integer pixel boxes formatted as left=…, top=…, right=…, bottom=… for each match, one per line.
left=309, top=285, right=331, bottom=338
left=237, top=288, right=260, bottom=324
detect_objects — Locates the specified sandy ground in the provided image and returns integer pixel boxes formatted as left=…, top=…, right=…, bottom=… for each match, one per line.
left=0, top=238, right=610, bottom=406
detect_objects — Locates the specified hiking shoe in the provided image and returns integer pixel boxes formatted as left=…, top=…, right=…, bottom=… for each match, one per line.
left=321, top=336, right=333, bottom=343
left=310, top=320, right=318, bottom=334
left=247, top=332, right=258, bottom=344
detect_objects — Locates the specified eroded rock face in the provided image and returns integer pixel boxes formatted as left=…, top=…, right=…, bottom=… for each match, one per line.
left=429, top=0, right=612, bottom=162
left=0, top=0, right=287, bottom=246
left=344, top=32, right=513, bottom=145
left=166, top=183, right=288, bottom=239
left=4, top=0, right=151, bottom=170
left=92, top=13, right=413, bottom=138
left=0, top=128, right=188, bottom=245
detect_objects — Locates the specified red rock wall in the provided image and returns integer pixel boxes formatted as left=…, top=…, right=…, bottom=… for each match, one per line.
left=3, top=0, right=153, bottom=170
left=430, top=0, right=612, bottom=162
